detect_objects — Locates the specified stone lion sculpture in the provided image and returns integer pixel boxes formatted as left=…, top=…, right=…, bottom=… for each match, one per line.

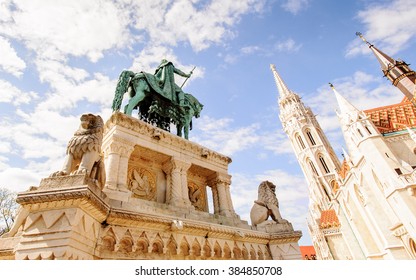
left=250, top=181, right=288, bottom=227
left=50, top=113, right=106, bottom=189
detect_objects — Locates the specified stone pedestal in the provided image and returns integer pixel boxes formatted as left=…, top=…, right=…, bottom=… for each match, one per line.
left=8, top=175, right=108, bottom=260
left=0, top=113, right=302, bottom=260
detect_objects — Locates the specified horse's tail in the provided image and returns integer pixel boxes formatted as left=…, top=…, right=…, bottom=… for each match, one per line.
left=112, top=70, right=135, bottom=112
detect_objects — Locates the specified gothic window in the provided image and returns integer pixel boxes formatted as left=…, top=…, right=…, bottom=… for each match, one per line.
left=365, top=126, right=372, bottom=135
left=297, top=134, right=306, bottom=150
left=357, top=129, right=363, bottom=137
left=306, top=129, right=316, bottom=145
left=321, top=184, right=331, bottom=200
left=319, top=155, right=330, bottom=174
left=307, top=159, right=319, bottom=176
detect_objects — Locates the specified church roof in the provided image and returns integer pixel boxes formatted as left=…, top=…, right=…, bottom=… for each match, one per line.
left=320, top=209, right=340, bottom=229
left=364, top=97, right=416, bottom=134
left=299, top=246, right=316, bottom=260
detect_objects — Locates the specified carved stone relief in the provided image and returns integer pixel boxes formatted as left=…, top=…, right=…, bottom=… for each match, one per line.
left=188, top=182, right=207, bottom=212
left=127, top=167, right=156, bottom=201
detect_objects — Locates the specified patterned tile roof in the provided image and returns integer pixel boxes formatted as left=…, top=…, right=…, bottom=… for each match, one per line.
left=320, top=209, right=340, bottom=229
left=364, top=98, right=416, bottom=134
left=299, top=246, right=316, bottom=260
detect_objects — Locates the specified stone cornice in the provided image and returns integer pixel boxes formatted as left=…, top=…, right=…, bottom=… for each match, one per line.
left=16, top=178, right=110, bottom=222
left=104, top=112, right=232, bottom=167
left=106, top=205, right=299, bottom=244
left=16, top=176, right=301, bottom=245
left=268, top=231, right=303, bottom=244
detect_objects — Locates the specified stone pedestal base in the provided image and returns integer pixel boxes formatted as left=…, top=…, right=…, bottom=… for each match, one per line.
left=255, top=220, right=294, bottom=233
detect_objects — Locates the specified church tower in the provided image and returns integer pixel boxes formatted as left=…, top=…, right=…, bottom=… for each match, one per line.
left=356, top=32, right=416, bottom=105
left=270, top=64, right=341, bottom=259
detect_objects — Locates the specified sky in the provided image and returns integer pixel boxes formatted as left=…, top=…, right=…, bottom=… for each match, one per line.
left=1, top=0, right=416, bottom=246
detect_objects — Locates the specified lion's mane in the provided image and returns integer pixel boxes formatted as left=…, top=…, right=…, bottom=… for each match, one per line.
left=66, top=114, right=104, bottom=159
left=257, top=180, right=278, bottom=207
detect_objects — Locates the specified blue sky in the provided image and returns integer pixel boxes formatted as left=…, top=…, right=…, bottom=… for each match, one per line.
left=1, top=0, right=416, bottom=245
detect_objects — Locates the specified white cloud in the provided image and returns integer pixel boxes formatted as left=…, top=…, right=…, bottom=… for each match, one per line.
left=0, top=36, right=26, bottom=77
left=281, top=0, right=310, bottom=15
left=274, top=38, right=302, bottom=53
left=346, top=0, right=416, bottom=57
left=191, top=115, right=261, bottom=156
left=240, top=45, right=262, bottom=54
left=0, top=0, right=132, bottom=62
left=131, top=0, right=267, bottom=52
left=0, top=167, right=43, bottom=192
left=0, top=79, right=38, bottom=105
left=259, top=129, right=296, bottom=155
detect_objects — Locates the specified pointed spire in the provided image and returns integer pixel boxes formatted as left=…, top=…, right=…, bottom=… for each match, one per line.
left=329, top=83, right=362, bottom=120
left=356, top=32, right=416, bottom=104
left=341, top=147, right=350, bottom=162
left=270, top=64, right=293, bottom=99
left=356, top=32, right=395, bottom=71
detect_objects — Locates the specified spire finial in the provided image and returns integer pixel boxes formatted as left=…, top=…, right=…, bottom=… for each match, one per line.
left=329, top=82, right=337, bottom=93
left=356, top=32, right=372, bottom=47
left=270, top=64, right=293, bottom=99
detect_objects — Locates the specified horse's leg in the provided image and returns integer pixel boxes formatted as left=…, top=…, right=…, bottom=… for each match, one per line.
left=176, top=124, right=183, bottom=137
left=183, top=122, right=189, bottom=140
left=183, top=109, right=194, bottom=140
left=124, top=80, right=146, bottom=116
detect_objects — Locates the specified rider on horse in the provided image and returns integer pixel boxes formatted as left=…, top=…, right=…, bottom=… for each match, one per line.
left=154, top=59, right=191, bottom=107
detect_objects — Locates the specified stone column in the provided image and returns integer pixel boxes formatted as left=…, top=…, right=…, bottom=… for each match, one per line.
left=117, top=145, right=135, bottom=190
left=224, top=183, right=236, bottom=214
left=102, top=137, right=134, bottom=191
left=210, top=185, right=220, bottom=215
left=163, top=157, right=191, bottom=207
left=209, top=173, right=234, bottom=217
left=103, top=143, right=121, bottom=190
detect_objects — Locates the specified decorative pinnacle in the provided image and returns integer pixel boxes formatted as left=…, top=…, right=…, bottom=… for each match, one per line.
left=329, top=82, right=337, bottom=93
left=355, top=32, right=372, bottom=46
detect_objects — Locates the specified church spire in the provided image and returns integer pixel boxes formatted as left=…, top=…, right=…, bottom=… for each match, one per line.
left=329, top=82, right=365, bottom=123
left=356, top=32, right=395, bottom=72
left=270, top=64, right=294, bottom=99
left=356, top=32, right=416, bottom=105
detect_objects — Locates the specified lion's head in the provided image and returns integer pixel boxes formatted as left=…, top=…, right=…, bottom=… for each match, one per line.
left=77, top=113, right=104, bottom=134
left=257, top=180, right=279, bottom=207
left=68, top=114, right=104, bottom=157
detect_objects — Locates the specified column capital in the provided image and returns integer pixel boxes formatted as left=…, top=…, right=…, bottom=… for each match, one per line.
left=103, top=136, right=135, bottom=157
left=208, top=172, right=231, bottom=187
left=162, top=157, right=192, bottom=173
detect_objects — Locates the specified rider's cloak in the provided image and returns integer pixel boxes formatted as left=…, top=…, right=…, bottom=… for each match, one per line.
left=132, top=61, right=185, bottom=104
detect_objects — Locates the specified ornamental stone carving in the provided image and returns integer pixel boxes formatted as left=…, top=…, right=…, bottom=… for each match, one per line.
left=50, top=113, right=106, bottom=189
left=128, top=168, right=156, bottom=200
left=188, top=182, right=207, bottom=211
left=250, top=181, right=288, bottom=227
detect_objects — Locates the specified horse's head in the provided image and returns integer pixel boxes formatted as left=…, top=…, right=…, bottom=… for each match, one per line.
left=184, top=93, right=203, bottom=118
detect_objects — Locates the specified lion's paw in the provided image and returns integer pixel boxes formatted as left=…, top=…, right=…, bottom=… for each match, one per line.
left=72, top=168, right=88, bottom=175
left=49, top=171, right=68, bottom=177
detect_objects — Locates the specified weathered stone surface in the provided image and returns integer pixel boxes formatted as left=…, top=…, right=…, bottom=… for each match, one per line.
left=0, top=113, right=302, bottom=260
